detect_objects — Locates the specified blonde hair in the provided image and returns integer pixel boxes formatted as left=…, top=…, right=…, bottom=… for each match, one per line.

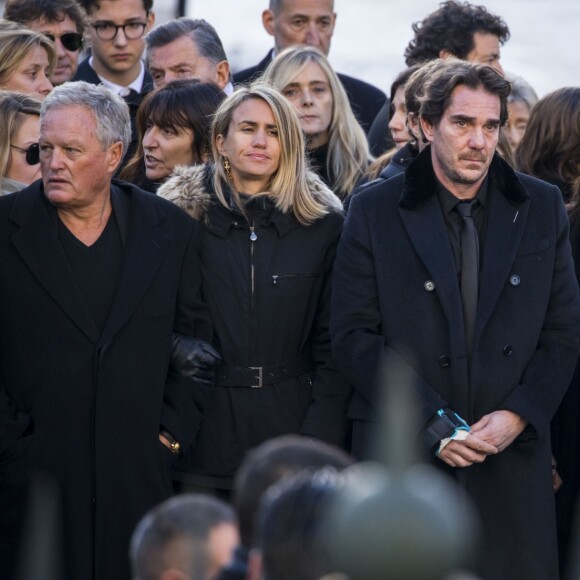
left=0, top=21, right=56, bottom=87
left=263, top=45, right=370, bottom=198
left=211, top=82, right=341, bottom=225
left=0, top=90, right=41, bottom=180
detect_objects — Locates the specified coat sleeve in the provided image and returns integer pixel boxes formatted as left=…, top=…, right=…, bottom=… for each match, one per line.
left=330, top=195, right=450, bottom=431
left=300, top=216, right=352, bottom=447
left=499, top=190, right=580, bottom=434
left=160, top=221, right=214, bottom=450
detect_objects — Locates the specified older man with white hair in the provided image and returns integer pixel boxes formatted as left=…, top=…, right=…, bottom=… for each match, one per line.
left=0, top=81, right=216, bottom=580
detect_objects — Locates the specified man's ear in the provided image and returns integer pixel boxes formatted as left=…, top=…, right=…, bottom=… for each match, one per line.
left=438, top=49, right=456, bottom=60
left=262, top=9, right=275, bottom=36
left=145, top=10, right=156, bottom=34
left=214, top=60, right=230, bottom=90
left=108, top=141, right=124, bottom=174
left=407, top=113, right=421, bottom=141
left=420, top=116, right=435, bottom=143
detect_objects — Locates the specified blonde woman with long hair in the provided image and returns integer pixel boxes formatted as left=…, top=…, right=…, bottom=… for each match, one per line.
left=0, top=20, right=55, bottom=99
left=263, top=45, right=370, bottom=199
left=158, top=82, right=350, bottom=496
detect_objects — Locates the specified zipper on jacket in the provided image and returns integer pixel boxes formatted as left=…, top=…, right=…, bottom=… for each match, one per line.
left=271, top=272, right=322, bottom=286
left=250, top=225, right=257, bottom=295
left=249, top=223, right=258, bottom=362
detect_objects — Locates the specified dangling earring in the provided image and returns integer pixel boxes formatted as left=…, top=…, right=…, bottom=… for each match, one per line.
left=223, top=157, right=232, bottom=178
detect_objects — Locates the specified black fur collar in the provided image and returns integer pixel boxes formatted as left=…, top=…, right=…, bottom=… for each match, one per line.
left=399, top=146, right=529, bottom=209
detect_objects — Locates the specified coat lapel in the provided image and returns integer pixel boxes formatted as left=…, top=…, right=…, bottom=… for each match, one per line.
left=399, top=198, right=466, bottom=349
left=476, top=183, right=530, bottom=340
left=98, top=187, right=169, bottom=346
left=398, top=148, right=466, bottom=348
left=10, top=186, right=101, bottom=344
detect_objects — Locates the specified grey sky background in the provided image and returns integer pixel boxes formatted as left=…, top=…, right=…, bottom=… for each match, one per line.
left=184, top=0, right=579, bottom=98
left=0, top=0, right=576, bottom=98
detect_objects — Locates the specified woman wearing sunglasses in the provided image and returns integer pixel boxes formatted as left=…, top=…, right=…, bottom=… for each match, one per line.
left=3, top=0, right=85, bottom=86
left=0, top=21, right=56, bottom=100
left=0, top=92, right=42, bottom=196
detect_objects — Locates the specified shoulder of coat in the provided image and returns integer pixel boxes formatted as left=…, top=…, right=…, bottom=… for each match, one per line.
left=305, top=170, right=343, bottom=214
left=156, top=165, right=212, bottom=220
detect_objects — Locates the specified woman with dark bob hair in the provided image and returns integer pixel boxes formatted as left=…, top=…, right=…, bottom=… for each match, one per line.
left=120, top=79, right=225, bottom=191
left=515, top=87, right=580, bottom=202
left=158, top=82, right=350, bottom=497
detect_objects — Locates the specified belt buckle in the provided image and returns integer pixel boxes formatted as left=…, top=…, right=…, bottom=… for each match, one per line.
left=249, top=366, right=263, bottom=388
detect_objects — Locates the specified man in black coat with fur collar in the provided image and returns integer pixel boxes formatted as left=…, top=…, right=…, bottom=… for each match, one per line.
left=331, top=60, right=580, bottom=579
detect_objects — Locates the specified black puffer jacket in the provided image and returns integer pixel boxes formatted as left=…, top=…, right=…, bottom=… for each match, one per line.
left=158, top=165, right=351, bottom=489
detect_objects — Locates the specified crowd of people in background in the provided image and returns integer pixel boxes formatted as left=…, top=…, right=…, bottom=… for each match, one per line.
left=0, top=0, right=579, bottom=579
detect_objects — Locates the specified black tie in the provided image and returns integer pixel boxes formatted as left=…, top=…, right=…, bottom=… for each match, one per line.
left=456, top=200, right=479, bottom=357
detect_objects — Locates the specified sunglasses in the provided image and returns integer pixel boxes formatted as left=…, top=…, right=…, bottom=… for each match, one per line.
left=10, top=143, right=40, bottom=165
left=43, top=32, right=83, bottom=52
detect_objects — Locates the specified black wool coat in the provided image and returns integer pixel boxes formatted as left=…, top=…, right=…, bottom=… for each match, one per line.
left=158, top=165, right=351, bottom=490
left=233, top=50, right=387, bottom=134
left=0, top=180, right=212, bottom=579
left=331, top=148, right=580, bottom=580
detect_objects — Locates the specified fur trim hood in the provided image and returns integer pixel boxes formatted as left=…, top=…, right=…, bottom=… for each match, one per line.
left=157, top=164, right=343, bottom=221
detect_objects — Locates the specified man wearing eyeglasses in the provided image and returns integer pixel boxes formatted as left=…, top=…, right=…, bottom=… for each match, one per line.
left=74, top=0, right=156, bottom=168
left=3, top=0, right=86, bottom=86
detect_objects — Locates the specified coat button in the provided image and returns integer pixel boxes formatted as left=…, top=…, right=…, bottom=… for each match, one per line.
left=424, top=280, right=436, bottom=292
left=510, top=275, right=520, bottom=286
left=503, top=345, right=513, bottom=356
left=439, top=355, right=450, bottom=367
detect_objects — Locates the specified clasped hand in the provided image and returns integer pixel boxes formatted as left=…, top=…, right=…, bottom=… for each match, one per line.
left=437, top=410, right=528, bottom=468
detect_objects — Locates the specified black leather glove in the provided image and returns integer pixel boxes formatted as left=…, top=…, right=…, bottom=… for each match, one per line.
left=170, top=333, right=222, bottom=383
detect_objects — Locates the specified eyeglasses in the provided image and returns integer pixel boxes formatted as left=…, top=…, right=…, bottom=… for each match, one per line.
left=90, top=21, right=147, bottom=41
left=43, top=32, right=83, bottom=52
left=10, top=143, right=40, bottom=166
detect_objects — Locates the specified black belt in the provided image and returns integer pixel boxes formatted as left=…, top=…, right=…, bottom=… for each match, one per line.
left=215, top=355, right=313, bottom=388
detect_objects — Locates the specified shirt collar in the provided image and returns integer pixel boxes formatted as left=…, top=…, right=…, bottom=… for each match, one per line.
left=89, top=57, right=145, bottom=96
left=436, top=175, right=489, bottom=215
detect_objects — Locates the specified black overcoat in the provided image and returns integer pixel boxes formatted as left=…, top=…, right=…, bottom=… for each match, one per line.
left=158, top=165, right=351, bottom=490
left=331, top=148, right=580, bottom=580
left=0, top=180, right=211, bottom=579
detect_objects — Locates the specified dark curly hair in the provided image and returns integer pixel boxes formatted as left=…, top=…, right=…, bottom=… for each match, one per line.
left=4, top=0, right=87, bottom=34
left=120, top=79, right=225, bottom=187
left=404, top=1, right=510, bottom=66
left=419, top=59, right=510, bottom=128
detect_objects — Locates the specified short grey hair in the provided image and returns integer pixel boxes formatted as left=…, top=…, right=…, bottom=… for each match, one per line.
left=268, top=0, right=334, bottom=12
left=40, top=81, right=131, bottom=155
left=146, top=17, right=229, bottom=69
